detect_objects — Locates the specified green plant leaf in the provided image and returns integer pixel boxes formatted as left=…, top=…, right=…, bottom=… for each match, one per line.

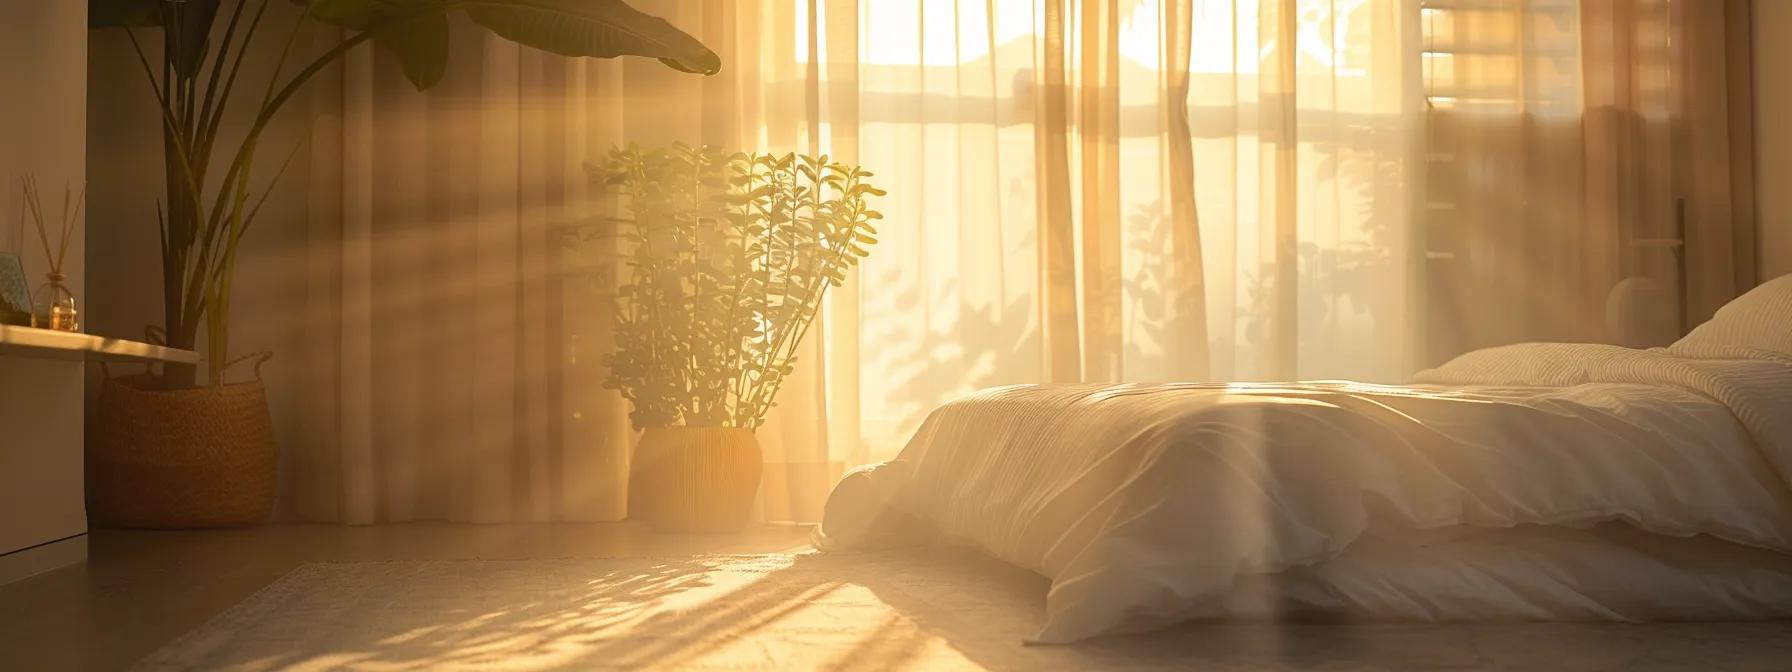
left=312, top=0, right=706, bottom=90
left=464, top=0, right=721, bottom=75
left=581, top=145, right=879, bottom=429
left=381, top=9, right=450, bottom=90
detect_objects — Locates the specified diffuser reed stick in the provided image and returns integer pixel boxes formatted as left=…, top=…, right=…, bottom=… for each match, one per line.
left=23, top=175, right=82, bottom=278
left=22, top=174, right=84, bottom=331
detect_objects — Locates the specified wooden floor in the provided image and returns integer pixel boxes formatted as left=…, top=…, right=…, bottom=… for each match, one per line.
left=0, top=523, right=811, bottom=671
left=4, top=523, right=1790, bottom=671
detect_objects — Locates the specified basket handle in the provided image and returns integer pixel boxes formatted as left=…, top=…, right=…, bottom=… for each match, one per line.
left=211, top=351, right=273, bottom=389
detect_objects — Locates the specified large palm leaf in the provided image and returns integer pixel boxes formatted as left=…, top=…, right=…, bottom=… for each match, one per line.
left=308, top=0, right=720, bottom=89
left=465, top=1, right=720, bottom=74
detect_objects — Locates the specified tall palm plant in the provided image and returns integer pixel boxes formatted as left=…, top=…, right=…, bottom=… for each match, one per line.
left=90, top=0, right=719, bottom=387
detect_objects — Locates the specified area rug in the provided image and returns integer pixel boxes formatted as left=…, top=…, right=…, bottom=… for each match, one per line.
left=134, top=549, right=1792, bottom=671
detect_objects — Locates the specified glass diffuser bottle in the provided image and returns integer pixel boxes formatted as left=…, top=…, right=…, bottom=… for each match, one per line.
left=21, top=174, right=83, bottom=332
left=31, top=271, right=78, bottom=331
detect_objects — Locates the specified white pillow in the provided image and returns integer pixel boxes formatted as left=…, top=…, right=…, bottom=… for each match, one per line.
left=1671, top=274, right=1792, bottom=358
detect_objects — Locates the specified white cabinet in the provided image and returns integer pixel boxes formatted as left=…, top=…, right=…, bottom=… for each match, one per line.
left=0, top=327, right=200, bottom=583
left=0, top=355, right=89, bottom=582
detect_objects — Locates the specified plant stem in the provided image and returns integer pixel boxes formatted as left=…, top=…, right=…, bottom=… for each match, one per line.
left=176, top=26, right=377, bottom=376
left=199, top=29, right=376, bottom=256
left=745, top=159, right=829, bottom=421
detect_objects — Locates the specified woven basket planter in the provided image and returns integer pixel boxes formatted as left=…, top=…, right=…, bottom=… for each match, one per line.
left=88, top=353, right=277, bottom=529
left=629, top=427, right=762, bottom=533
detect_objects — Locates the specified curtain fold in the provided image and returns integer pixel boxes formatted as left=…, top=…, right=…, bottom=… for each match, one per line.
left=1678, top=0, right=1757, bottom=325
left=284, top=0, right=1754, bottom=524
left=296, top=24, right=604, bottom=523
left=1161, top=0, right=1212, bottom=382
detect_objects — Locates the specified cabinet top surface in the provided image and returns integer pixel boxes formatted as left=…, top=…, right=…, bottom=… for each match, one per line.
left=0, top=325, right=201, bottom=364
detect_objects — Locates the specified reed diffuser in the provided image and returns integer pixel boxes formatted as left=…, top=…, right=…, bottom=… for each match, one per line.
left=23, top=175, right=82, bottom=332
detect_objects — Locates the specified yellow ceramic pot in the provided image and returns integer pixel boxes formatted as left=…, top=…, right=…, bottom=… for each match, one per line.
left=630, top=426, right=762, bottom=533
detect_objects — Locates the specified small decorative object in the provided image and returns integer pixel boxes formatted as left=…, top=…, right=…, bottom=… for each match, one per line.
left=578, top=144, right=885, bottom=533
left=21, top=175, right=81, bottom=332
left=0, top=252, right=29, bottom=326
left=32, top=280, right=78, bottom=332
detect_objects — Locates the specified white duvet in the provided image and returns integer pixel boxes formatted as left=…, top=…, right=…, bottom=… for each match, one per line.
left=817, top=339, right=1792, bottom=642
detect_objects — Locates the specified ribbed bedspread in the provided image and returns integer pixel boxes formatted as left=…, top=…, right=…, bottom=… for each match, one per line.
left=817, top=343, right=1792, bottom=642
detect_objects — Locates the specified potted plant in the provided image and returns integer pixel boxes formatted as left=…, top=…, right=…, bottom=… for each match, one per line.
left=582, top=144, right=884, bottom=532
left=84, top=0, right=719, bottom=528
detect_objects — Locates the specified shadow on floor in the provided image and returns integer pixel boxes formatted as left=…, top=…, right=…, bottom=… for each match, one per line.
left=135, top=546, right=1792, bottom=671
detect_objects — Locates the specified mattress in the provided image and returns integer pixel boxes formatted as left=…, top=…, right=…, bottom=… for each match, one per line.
left=815, top=343, right=1792, bottom=642
left=1227, top=524, right=1792, bottom=623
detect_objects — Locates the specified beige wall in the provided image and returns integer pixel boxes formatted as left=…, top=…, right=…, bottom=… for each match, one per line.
left=2, top=3, right=87, bottom=294
left=1758, top=0, right=1792, bottom=282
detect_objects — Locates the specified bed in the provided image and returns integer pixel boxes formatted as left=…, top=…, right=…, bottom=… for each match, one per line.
left=815, top=276, right=1792, bottom=643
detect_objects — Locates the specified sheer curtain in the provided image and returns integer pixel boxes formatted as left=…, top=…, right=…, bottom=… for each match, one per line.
left=1420, top=0, right=1756, bottom=358
left=288, top=0, right=1424, bottom=523
left=294, top=23, right=603, bottom=523
left=287, top=0, right=1751, bottom=524
left=844, top=0, right=1421, bottom=463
